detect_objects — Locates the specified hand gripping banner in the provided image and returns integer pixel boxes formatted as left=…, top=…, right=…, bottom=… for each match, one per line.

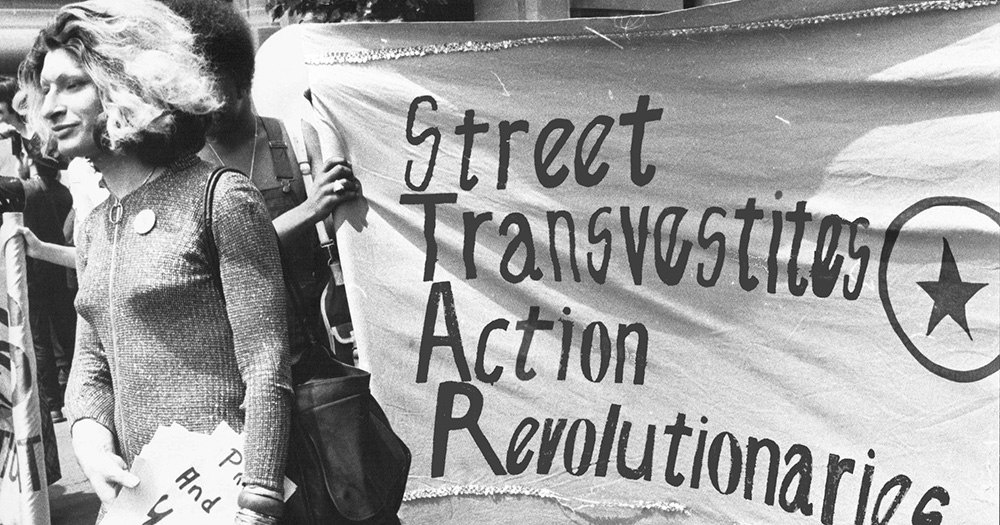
left=255, top=1, right=1000, bottom=523
left=0, top=212, right=51, bottom=525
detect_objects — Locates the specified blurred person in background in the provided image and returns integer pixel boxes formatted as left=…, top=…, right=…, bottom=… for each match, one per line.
left=165, top=0, right=361, bottom=362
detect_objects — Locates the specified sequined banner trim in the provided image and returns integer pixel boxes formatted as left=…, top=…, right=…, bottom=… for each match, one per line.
left=307, top=0, right=998, bottom=65
left=404, top=484, right=688, bottom=517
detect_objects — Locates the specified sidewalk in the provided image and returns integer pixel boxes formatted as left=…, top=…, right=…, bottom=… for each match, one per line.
left=49, top=419, right=100, bottom=525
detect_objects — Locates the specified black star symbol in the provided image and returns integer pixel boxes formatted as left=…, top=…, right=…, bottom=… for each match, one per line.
left=917, top=238, right=988, bottom=340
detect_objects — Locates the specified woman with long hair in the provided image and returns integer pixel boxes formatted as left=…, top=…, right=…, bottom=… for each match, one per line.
left=18, top=1, right=291, bottom=523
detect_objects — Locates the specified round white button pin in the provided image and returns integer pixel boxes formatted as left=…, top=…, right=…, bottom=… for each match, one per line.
left=134, top=209, right=157, bottom=235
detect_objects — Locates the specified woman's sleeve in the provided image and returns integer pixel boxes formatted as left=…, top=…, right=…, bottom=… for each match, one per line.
left=211, top=171, right=292, bottom=492
left=64, top=215, right=115, bottom=434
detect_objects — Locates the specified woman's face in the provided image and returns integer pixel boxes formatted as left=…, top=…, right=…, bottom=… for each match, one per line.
left=208, top=71, right=249, bottom=138
left=39, top=48, right=103, bottom=159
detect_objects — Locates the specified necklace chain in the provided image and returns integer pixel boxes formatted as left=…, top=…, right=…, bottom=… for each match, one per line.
left=207, top=116, right=258, bottom=179
left=108, top=164, right=157, bottom=225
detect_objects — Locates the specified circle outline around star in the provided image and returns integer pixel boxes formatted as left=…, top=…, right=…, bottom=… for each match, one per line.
left=879, top=196, right=1000, bottom=383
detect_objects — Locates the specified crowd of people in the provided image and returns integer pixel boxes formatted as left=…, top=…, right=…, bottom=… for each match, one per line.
left=2, top=0, right=362, bottom=523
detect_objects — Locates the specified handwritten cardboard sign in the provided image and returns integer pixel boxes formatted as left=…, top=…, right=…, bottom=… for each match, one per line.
left=101, top=423, right=295, bottom=525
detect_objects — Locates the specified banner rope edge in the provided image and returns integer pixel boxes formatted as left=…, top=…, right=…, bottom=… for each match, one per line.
left=306, top=0, right=998, bottom=65
left=403, top=484, right=689, bottom=517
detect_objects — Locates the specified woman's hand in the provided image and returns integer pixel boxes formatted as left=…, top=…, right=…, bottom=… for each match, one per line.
left=304, top=157, right=361, bottom=223
left=71, top=419, right=139, bottom=505
left=16, top=227, right=43, bottom=258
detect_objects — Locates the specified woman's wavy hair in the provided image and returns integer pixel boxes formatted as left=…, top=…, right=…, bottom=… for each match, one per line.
left=18, top=0, right=222, bottom=165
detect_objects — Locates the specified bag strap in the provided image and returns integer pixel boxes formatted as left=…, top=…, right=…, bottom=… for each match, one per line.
left=260, top=116, right=296, bottom=182
left=203, top=166, right=330, bottom=364
left=203, top=166, right=233, bottom=278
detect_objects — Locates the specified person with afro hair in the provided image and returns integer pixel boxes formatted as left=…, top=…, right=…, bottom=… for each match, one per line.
left=165, top=0, right=361, bottom=361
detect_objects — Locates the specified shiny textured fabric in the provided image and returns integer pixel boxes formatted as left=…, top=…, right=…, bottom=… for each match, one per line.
left=66, top=155, right=292, bottom=493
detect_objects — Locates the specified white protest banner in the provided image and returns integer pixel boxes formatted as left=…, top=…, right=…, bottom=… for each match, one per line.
left=256, top=1, right=1000, bottom=523
left=0, top=212, right=51, bottom=525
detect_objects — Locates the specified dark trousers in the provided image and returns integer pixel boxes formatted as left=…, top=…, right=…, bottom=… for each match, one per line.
left=29, top=285, right=77, bottom=411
